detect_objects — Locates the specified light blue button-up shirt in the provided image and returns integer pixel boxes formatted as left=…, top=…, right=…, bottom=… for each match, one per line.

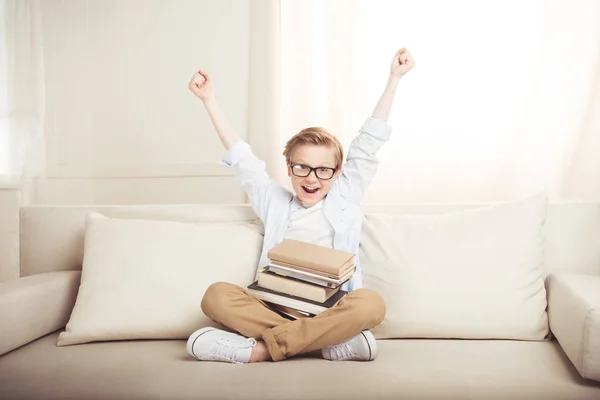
left=222, top=117, right=392, bottom=292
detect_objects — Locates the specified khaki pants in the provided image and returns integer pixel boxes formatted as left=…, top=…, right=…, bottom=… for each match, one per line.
left=200, top=282, right=386, bottom=361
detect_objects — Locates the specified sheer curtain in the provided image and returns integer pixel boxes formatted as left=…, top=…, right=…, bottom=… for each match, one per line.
left=0, top=0, right=45, bottom=194
left=276, top=0, right=600, bottom=202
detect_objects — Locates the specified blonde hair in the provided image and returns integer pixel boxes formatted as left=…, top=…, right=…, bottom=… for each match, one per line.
left=283, top=127, right=344, bottom=168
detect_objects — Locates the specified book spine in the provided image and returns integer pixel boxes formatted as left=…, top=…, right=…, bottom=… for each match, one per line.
left=268, top=264, right=345, bottom=285
left=270, top=260, right=343, bottom=279
left=269, top=270, right=339, bottom=288
left=247, top=289, right=326, bottom=315
left=267, top=252, right=342, bottom=275
left=259, top=273, right=326, bottom=303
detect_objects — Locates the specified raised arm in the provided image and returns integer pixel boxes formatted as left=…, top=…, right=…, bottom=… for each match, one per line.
left=371, top=48, right=415, bottom=122
left=337, top=48, right=415, bottom=203
left=189, top=70, right=240, bottom=149
left=188, top=69, right=288, bottom=221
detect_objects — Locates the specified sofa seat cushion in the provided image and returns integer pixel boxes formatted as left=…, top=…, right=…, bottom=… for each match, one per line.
left=1, top=333, right=599, bottom=400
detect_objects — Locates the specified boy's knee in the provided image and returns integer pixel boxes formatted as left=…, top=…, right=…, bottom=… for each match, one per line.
left=352, top=288, right=387, bottom=327
left=200, top=282, right=240, bottom=317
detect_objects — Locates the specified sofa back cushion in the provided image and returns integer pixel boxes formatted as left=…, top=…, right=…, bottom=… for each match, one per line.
left=20, top=202, right=600, bottom=277
left=361, top=201, right=600, bottom=277
left=57, top=212, right=262, bottom=346
left=361, top=194, right=550, bottom=340
left=19, top=205, right=260, bottom=277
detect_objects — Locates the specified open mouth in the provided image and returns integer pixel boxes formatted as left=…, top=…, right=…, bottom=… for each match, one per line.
left=302, top=185, right=320, bottom=195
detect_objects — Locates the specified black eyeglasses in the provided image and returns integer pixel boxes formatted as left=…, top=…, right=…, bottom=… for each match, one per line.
left=290, top=164, right=337, bottom=180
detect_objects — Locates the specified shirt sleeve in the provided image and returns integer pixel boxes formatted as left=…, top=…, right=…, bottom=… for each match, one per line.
left=221, top=140, right=288, bottom=222
left=335, top=117, right=392, bottom=203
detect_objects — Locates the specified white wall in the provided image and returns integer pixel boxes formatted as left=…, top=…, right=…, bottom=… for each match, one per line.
left=36, top=0, right=252, bottom=205
left=0, top=0, right=268, bottom=280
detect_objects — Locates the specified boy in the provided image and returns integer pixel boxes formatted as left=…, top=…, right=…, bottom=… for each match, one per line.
left=186, top=48, right=415, bottom=363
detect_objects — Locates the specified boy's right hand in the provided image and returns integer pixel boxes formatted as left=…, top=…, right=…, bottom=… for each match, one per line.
left=189, top=69, right=215, bottom=102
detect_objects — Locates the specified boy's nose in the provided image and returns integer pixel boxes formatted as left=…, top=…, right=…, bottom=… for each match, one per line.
left=305, top=171, right=319, bottom=181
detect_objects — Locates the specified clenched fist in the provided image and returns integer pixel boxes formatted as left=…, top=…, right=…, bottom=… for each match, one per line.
left=390, top=48, right=415, bottom=78
left=189, top=69, right=214, bottom=102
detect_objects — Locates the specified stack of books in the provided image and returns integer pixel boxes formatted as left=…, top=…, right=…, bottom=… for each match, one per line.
left=246, top=239, right=355, bottom=318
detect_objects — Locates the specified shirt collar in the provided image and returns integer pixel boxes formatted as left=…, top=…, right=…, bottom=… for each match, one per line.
left=290, top=195, right=327, bottom=211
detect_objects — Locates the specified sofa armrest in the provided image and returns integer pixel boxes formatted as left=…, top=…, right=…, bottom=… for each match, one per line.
left=0, top=271, right=80, bottom=356
left=547, top=273, right=600, bottom=382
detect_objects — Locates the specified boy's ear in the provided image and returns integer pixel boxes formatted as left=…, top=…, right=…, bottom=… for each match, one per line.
left=287, top=164, right=292, bottom=177
left=334, top=166, right=342, bottom=180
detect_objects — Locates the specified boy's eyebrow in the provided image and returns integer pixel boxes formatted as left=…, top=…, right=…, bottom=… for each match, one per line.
left=292, top=160, right=335, bottom=168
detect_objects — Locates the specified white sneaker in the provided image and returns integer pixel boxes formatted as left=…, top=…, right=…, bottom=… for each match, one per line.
left=322, top=330, right=378, bottom=361
left=187, top=327, right=257, bottom=364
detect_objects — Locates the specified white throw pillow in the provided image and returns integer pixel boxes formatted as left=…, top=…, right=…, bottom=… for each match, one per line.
left=57, top=213, right=262, bottom=346
left=361, top=193, right=549, bottom=340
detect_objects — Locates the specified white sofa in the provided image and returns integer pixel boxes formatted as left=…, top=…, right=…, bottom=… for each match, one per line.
left=1, top=201, right=600, bottom=400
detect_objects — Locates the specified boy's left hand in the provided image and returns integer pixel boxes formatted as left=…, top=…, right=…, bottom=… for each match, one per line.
left=390, top=48, right=415, bottom=78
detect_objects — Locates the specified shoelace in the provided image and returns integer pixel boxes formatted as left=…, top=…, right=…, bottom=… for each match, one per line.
left=211, top=337, right=257, bottom=364
left=332, top=341, right=357, bottom=361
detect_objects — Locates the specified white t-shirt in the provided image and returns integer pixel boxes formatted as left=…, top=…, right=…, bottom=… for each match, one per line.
left=284, top=199, right=334, bottom=248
